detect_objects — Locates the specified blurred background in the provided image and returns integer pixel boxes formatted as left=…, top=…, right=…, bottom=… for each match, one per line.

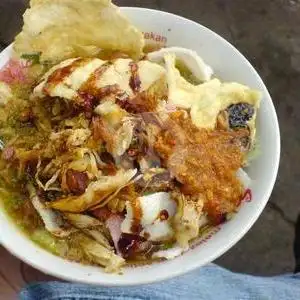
left=0, top=0, right=299, bottom=298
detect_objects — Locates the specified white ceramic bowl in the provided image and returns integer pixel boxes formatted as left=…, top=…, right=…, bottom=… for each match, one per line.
left=0, top=7, right=280, bottom=285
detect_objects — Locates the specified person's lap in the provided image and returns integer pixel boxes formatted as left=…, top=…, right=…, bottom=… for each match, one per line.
left=20, top=264, right=300, bottom=300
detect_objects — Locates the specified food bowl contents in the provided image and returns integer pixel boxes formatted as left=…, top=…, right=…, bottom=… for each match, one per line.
left=0, top=0, right=261, bottom=273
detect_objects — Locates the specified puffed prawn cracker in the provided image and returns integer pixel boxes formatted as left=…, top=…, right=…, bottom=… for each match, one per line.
left=14, top=0, right=144, bottom=63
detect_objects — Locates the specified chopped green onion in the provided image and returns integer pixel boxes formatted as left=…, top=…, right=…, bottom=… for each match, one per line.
left=160, top=241, right=175, bottom=250
left=143, top=191, right=155, bottom=196
left=0, top=139, right=5, bottom=150
left=21, top=53, right=41, bottom=64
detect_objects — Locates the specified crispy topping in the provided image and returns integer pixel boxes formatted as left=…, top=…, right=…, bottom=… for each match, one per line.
left=25, top=160, right=38, bottom=179
left=19, top=108, right=35, bottom=126
left=216, top=111, right=229, bottom=130
left=91, top=117, right=116, bottom=156
left=92, top=116, right=104, bottom=141
left=78, top=92, right=96, bottom=118
left=117, top=92, right=159, bottom=114
left=92, top=207, right=113, bottom=222
left=65, top=169, right=89, bottom=195
left=2, top=146, right=15, bottom=161
left=129, top=62, right=141, bottom=93
left=135, top=170, right=172, bottom=193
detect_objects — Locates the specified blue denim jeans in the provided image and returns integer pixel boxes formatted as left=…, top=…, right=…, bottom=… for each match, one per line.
left=20, top=264, right=300, bottom=300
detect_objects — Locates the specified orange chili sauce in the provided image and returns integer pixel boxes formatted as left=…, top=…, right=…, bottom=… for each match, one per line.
left=155, top=111, right=246, bottom=223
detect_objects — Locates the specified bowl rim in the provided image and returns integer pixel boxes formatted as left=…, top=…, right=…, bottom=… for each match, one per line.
left=0, top=6, right=280, bottom=286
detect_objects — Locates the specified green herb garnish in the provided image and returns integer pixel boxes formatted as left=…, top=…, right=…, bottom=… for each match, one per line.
left=21, top=53, right=41, bottom=65
left=160, top=241, right=175, bottom=250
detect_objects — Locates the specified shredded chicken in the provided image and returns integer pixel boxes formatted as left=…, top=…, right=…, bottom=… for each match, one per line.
left=49, top=169, right=137, bottom=212
left=27, top=184, right=75, bottom=237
